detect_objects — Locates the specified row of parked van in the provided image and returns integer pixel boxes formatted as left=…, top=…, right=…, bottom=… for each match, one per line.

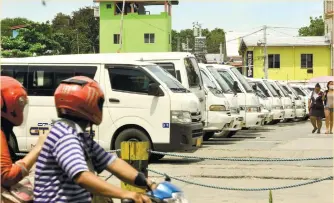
left=1, top=52, right=310, bottom=161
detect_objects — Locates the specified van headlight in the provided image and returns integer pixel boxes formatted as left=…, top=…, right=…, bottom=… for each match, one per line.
left=171, top=111, right=192, bottom=124
left=164, top=192, right=189, bottom=203
left=209, top=105, right=227, bottom=111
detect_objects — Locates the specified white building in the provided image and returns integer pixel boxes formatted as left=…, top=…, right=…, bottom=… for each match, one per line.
left=324, top=0, right=334, bottom=75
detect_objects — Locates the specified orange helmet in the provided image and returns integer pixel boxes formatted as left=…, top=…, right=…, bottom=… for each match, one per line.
left=54, top=76, right=105, bottom=125
left=1, top=76, right=29, bottom=126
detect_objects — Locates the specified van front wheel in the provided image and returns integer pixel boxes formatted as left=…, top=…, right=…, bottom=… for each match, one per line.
left=114, top=128, right=164, bottom=162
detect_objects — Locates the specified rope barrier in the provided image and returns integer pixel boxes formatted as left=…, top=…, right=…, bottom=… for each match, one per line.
left=147, top=168, right=333, bottom=191
left=149, top=150, right=333, bottom=162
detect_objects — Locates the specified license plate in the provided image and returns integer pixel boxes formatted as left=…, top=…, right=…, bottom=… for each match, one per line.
left=196, top=137, right=202, bottom=147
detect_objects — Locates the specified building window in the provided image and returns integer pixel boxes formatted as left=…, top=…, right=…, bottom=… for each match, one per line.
left=268, top=54, right=280, bottom=68
left=301, top=54, right=313, bottom=69
left=114, top=34, right=120, bottom=44
left=106, top=4, right=112, bottom=9
left=144, top=33, right=155, bottom=43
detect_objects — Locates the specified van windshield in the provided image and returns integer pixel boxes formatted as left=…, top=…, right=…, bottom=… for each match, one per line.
left=230, top=67, right=253, bottom=93
left=206, top=66, right=234, bottom=94
left=200, top=70, right=223, bottom=96
left=263, top=80, right=279, bottom=97
left=292, top=87, right=306, bottom=96
left=275, top=81, right=289, bottom=97
left=184, top=57, right=201, bottom=88
left=145, top=65, right=190, bottom=93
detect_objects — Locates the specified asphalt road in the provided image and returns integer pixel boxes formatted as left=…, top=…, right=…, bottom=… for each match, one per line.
left=103, top=120, right=333, bottom=203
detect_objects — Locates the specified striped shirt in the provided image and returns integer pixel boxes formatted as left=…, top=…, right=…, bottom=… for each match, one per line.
left=33, top=119, right=116, bottom=203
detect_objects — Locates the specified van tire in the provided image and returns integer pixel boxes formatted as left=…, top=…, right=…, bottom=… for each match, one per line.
left=203, top=132, right=214, bottom=141
left=114, top=128, right=164, bottom=162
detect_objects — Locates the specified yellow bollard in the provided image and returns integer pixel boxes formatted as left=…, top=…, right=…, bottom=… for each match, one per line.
left=120, top=141, right=149, bottom=193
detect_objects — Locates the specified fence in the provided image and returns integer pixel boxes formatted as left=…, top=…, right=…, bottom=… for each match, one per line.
left=16, top=141, right=333, bottom=193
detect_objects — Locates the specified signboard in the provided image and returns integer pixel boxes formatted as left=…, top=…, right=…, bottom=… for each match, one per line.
left=246, top=51, right=254, bottom=78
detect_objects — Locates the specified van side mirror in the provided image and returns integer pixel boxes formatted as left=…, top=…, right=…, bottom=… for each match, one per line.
left=233, top=81, right=239, bottom=91
left=148, top=83, right=163, bottom=96
left=252, top=84, right=257, bottom=91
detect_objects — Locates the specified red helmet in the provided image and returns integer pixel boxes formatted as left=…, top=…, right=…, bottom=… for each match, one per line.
left=54, top=76, right=105, bottom=125
left=1, top=76, right=29, bottom=126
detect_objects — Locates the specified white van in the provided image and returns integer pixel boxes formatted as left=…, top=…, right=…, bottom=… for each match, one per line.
left=199, top=64, right=243, bottom=138
left=104, top=52, right=232, bottom=140
left=267, top=80, right=295, bottom=121
left=279, top=82, right=306, bottom=119
left=247, top=78, right=284, bottom=124
left=290, top=84, right=309, bottom=120
left=1, top=54, right=204, bottom=161
left=209, top=64, right=264, bottom=129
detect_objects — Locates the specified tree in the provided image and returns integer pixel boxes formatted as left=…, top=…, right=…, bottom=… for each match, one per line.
left=1, top=17, right=34, bottom=36
left=71, top=7, right=99, bottom=53
left=1, top=23, right=64, bottom=58
left=298, top=16, right=325, bottom=36
left=206, top=28, right=226, bottom=53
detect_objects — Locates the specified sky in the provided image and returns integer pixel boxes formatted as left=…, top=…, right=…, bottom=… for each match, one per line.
left=1, top=0, right=324, bottom=56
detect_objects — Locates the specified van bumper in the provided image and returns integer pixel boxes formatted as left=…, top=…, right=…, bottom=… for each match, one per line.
left=243, top=112, right=264, bottom=128
left=154, top=122, right=203, bottom=153
left=204, top=111, right=233, bottom=132
left=272, top=109, right=285, bottom=120
left=223, top=114, right=243, bottom=131
left=295, top=108, right=306, bottom=118
left=284, top=108, right=295, bottom=119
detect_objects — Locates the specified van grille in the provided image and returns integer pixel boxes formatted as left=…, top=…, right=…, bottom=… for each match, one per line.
left=191, top=112, right=202, bottom=122
left=192, top=129, right=203, bottom=138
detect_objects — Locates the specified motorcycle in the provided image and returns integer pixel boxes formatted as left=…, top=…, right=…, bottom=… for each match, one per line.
left=121, top=174, right=189, bottom=203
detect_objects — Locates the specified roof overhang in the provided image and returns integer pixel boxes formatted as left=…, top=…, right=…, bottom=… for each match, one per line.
left=93, top=0, right=179, bottom=5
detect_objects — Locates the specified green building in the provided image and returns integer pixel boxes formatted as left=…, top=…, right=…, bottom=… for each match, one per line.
left=95, top=0, right=179, bottom=53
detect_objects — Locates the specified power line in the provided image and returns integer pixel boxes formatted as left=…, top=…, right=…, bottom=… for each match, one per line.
left=226, top=28, right=264, bottom=43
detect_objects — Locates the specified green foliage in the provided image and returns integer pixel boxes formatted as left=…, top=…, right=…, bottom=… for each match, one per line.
left=298, top=16, right=325, bottom=36
left=171, top=28, right=226, bottom=55
left=1, top=17, right=34, bottom=36
left=1, top=7, right=99, bottom=57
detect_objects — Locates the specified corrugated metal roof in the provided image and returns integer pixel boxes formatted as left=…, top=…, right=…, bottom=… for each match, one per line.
left=242, top=36, right=330, bottom=47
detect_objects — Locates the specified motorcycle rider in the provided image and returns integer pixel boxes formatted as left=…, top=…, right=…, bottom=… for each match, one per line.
left=1, top=76, right=47, bottom=202
left=34, top=76, right=155, bottom=203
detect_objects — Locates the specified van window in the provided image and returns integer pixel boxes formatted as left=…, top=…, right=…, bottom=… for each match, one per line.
left=108, top=67, right=154, bottom=94
left=218, top=70, right=242, bottom=93
left=28, top=66, right=97, bottom=96
left=293, top=87, right=306, bottom=96
left=155, top=63, right=176, bottom=77
left=256, top=82, right=271, bottom=97
left=184, top=58, right=201, bottom=88
left=1, top=65, right=28, bottom=88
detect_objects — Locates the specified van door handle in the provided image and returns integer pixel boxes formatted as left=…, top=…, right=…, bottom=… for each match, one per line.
left=109, top=98, right=120, bottom=103
left=199, top=98, right=204, bottom=102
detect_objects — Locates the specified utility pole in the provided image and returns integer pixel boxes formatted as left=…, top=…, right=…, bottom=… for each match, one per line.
left=219, top=42, right=223, bottom=64
left=177, top=37, right=180, bottom=52
left=76, top=30, right=79, bottom=54
left=263, top=25, right=268, bottom=79
left=118, top=0, right=126, bottom=52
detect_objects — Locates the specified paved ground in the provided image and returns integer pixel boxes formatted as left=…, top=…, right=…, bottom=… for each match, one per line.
left=102, top=120, right=333, bottom=203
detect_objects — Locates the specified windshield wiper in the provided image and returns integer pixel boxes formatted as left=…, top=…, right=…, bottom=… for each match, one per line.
left=170, top=88, right=189, bottom=93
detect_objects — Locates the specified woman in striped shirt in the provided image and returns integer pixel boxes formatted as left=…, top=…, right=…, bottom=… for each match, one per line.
left=34, top=76, right=155, bottom=203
